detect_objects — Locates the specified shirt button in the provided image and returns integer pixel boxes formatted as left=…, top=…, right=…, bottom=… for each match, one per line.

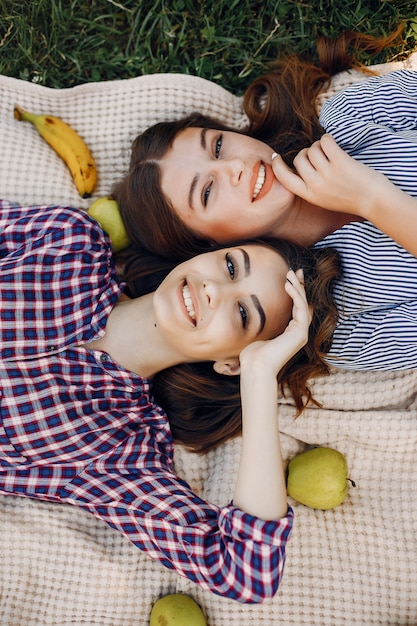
left=47, top=345, right=56, bottom=352
left=100, top=353, right=110, bottom=363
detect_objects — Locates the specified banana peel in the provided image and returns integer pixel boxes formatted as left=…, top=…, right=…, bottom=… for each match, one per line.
left=14, top=105, right=97, bottom=198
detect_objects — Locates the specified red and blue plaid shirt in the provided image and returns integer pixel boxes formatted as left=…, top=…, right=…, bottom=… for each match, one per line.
left=0, top=200, right=293, bottom=602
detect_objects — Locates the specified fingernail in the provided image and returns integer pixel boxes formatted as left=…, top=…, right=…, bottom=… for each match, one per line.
left=271, top=152, right=278, bottom=160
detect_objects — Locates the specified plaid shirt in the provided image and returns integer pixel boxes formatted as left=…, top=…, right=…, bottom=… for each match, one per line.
left=0, top=200, right=293, bottom=603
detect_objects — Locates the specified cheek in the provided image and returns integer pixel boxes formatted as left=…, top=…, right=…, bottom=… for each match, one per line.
left=198, top=322, right=237, bottom=358
left=206, top=212, right=264, bottom=242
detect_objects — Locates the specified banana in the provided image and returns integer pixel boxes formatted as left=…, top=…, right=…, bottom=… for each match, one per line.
left=14, top=105, right=97, bottom=198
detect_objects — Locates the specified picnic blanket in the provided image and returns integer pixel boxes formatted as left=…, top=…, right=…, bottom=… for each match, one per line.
left=1, top=52, right=417, bottom=626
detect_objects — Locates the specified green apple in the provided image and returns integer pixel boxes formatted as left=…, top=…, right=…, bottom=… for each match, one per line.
left=287, top=447, right=353, bottom=510
left=87, top=196, right=131, bottom=253
left=150, top=594, right=207, bottom=626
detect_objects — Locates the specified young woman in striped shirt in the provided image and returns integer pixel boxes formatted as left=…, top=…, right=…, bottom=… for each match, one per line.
left=113, top=30, right=417, bottom=263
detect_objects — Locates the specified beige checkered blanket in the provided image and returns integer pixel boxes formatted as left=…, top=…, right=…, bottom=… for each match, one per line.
left=1, top=53, right=417, bottom=625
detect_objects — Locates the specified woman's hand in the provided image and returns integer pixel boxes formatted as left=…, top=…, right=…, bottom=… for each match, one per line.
left=271, top=133, right=392, bottom=218
left=234, top=268, right=310, bottom=521
left=272, top=134, right=417, bottom=258
left=239, top=268, right=311, bottom=377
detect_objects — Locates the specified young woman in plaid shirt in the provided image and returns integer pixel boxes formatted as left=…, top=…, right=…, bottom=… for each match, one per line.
left=0, top=199, right=339, bottom=603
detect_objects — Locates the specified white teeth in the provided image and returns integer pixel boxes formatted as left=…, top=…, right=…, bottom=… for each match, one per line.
left=182, top=283, right=196, bottom=321
left=252, top=163, right=266, bottom=200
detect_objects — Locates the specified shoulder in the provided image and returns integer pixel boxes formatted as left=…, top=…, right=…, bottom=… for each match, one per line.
left=314, top=220, right=386, bottom=247
left=323, top=70, right=417, bottom=104
left=314, top=221, right=415, bottom=265
left=0, top=200, right=111, bottom=252
left=320, top=70, right=417, bottom=121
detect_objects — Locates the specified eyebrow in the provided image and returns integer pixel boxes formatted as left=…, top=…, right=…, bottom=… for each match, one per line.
left=239, top=248, right=266, bottom=336
left=241, top=248, right=250, bottom=277
left=188, top=128, right=209, bottom=210
left=251, top=294, right=266, bottom=336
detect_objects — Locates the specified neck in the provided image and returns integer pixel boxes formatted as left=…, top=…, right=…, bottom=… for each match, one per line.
left=84, top=293, right=185, bottom=378
left=271, top=198, right=359, bottom=247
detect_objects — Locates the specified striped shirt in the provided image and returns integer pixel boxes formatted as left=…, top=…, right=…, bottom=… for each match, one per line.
left=319, top=69, right=417, bottom=196
left=314, top=221, right=417, bottom=370
left=0, top=200, right=292, bottom=603
left=315, top=70, right=417, bottom=370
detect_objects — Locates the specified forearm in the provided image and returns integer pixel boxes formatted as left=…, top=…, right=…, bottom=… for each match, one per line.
left=233, top=268, right=309, bottom=521
left=65, top=465, right=292, bottom=603
left=363, top=183, right=417, bottom=258
left=233, top=364, right=288, bottom=520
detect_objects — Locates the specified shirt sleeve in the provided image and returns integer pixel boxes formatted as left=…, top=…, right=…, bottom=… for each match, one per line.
left=0, top=199, right=122, bottom=357
left=315, top=221, right=417, bottom=370
left=319, top=70, right=417, bottom=195
left=326, top=304, right=417, bottom=370
left=59, top=428, right=293, bottom=604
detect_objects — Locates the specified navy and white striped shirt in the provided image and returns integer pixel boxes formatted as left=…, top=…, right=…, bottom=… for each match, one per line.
left=314, top=221, right=417, bottom=370
left=319, top=69, right=417, bottom=197
left=316, top=70, right=417, bottom=370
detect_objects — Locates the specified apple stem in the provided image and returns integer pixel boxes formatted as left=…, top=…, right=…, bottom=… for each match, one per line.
left=348, top=478, right=356, bottom=488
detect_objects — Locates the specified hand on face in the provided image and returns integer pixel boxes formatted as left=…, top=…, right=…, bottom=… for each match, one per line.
left=271, top=134, right=387, bottom=217
left=238, top=268, right=311, bottom=376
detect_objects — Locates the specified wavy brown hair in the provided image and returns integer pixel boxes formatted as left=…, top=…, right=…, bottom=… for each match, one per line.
left=119, top=238, right=342, bottom=453
left=244, top=26, right=404, bottom=164
left=113, top=27, right=403, bottom=261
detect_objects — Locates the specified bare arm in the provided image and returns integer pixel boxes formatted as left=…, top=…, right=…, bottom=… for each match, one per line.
left=233, top=269, right=310, bottom=520
left=272, top=134, right=417, bottom=257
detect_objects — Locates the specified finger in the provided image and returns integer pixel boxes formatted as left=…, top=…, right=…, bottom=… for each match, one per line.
left=295, top=267, right=304, bottom=284
left=286, top=268, right=305, bottom=292
left=270, top=153, right=308, bottom=196
left=285, top=270, right=309, bottom=305
left=284, top=287, right=311, bottom=334
left=291, top=147, right=325, bottom=183
left=286, top=271, right=310, bottom=315
left=319, top=133, right=347, bottom=161
left=294, top=141, right=329, bottom=174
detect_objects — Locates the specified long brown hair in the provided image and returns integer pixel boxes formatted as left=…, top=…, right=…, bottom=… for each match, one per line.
left=113, top=27, right=403, bottom=261
left=244, top=26, right=404, bottom=164
left=120, top=238, right=342, bottom=453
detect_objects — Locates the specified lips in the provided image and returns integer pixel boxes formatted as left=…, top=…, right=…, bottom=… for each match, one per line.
left=181, top=280, right=197, bottom=325
left=252, top=163, right=266, bottom=199
left=251, top=161, right=274, bottom=202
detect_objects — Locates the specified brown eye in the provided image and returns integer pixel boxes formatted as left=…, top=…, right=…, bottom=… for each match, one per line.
left=239, top=302, right=249, bottom=329
left=226, top=253, right=235, bottom=279
left=215, top=134, right=223, bottom=158
left=203, top=182, right=212, bottom=207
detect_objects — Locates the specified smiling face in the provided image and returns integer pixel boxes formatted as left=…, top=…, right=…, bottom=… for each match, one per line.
left=159, top=127, right=296, bottom=243
left=153, top=243, right=292, bottom=364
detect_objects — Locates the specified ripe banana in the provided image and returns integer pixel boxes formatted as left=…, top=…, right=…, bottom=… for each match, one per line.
left=14, top=105, right=97, bottom=198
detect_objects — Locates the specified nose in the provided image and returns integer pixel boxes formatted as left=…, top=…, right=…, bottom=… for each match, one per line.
left=203, top=279, right=222, bottom=308
left=215, top=157, right=244, bottom=187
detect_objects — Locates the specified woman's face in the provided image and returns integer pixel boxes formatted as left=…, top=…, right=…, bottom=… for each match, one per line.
left=159, top=127, right=296, bottom=242
left=153, top=243, right=292, bottom=365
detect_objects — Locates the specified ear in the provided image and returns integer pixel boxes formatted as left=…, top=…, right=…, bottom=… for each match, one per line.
left=212, top=358, right=241, bottom=377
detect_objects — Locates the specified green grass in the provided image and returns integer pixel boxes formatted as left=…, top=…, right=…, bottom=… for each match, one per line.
left=0, top=0, right=416, bottom=93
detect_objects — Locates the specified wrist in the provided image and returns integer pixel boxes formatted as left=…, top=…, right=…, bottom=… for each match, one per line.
left=359, top=173, right=399, bottom=221
left=239, top=357, right=278, bottom=383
